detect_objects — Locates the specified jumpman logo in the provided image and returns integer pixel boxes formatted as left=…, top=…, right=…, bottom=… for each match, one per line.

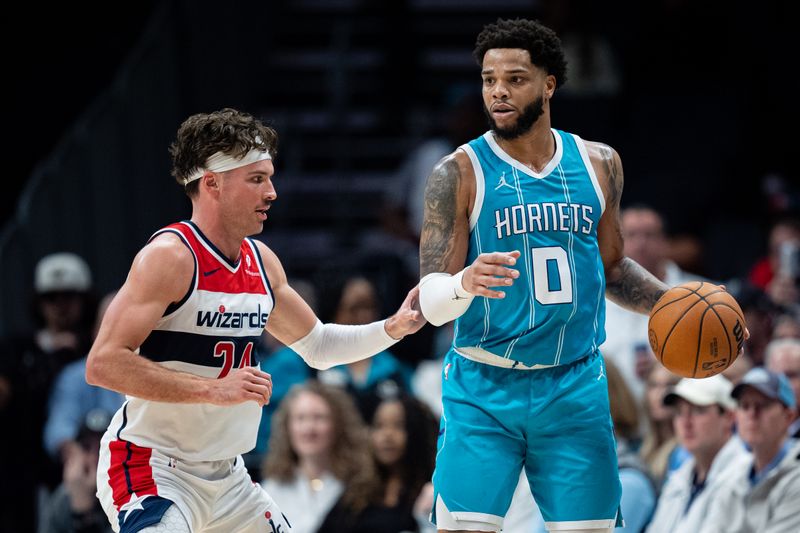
left=597, top=362, right=606, bottom=381
left=495, top=171, right=516, bottom=191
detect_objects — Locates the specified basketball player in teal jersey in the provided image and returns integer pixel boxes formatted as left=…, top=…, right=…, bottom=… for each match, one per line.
left=418, top=19, right=669, bottom=533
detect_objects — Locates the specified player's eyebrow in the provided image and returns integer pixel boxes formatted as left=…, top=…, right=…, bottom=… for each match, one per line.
left=481, top=67, right=529, bottom=75
left=246, top=170, right=271, bottom=177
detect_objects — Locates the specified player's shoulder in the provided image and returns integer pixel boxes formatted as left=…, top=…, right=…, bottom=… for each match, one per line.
left=125, top=232, right=194, bottom=301
left=581, top=140, right=624, bottom=208
left=146, top=231, right=194, bottom=259
left=430, top=148, right=475, bottom=183
left=583, top=140, right=623, bottom=186
left=137, top=232, right=195, bottom=278
left=583, top=140, right=620, bottom=167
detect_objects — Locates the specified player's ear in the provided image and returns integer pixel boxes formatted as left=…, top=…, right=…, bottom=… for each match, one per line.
left=202, top=172, right=219, bottom=191
left=545, top=75, right=556, bottom=99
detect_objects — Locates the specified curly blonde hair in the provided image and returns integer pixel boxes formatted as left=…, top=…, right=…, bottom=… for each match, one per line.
left=262, top=381, right=377, bottom=512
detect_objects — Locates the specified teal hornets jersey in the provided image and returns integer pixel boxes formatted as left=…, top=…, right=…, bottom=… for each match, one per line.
left=454, top=129, right=607, bottom=366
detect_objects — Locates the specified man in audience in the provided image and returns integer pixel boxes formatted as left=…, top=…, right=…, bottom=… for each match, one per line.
left=765, top=337, right=800, bottom=437
left=43, top=292, right=123, bottom=460
left=702, top=368, right=800, bottom=533
left=602, top=205, right=704, bottom=399
left=646, top=374, right=747, bottom=533
left=0, top=252, right=95, bottom=531
left=40, top=410, right=114, bottom=533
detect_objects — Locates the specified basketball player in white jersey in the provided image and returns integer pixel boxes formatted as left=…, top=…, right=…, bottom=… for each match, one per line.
left=86, top=108, right=426, bottom=533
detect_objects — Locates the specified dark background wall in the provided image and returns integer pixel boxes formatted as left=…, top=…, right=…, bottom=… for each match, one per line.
left=3, top=0, right=796, bottom=335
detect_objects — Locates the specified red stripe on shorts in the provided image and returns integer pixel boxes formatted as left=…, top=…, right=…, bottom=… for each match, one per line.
left=107, top=440, right=158, bottom=509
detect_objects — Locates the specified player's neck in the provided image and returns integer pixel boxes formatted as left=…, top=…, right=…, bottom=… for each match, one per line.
left=190, top=213, right=243, bottom=263
left=494, top=121, right=555, bottom=173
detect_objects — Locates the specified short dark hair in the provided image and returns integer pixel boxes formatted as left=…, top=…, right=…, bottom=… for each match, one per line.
left=473, top=18, right=568, bottom=89
left=169, top=108, right=278, bottom=197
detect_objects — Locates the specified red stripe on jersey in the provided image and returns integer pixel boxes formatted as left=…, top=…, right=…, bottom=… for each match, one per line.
left=107, top=440, right=158, bottom=509
left=163, top=223, right=268, bottom=295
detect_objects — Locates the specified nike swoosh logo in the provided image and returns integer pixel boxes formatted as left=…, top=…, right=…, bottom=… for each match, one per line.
left=452, top=289, right=467, bottom=301
left=203, top=267, right=222, bottom=276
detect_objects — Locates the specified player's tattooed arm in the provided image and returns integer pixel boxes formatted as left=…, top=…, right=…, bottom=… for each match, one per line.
left=606, top=258, right=667, bottom=314
left=419, top=154, right=470, bottom=276
left=593, top=142, right=668, bottom=314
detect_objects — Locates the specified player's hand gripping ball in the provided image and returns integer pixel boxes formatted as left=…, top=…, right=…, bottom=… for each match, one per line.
left=648, top=282, right=746, bottom=378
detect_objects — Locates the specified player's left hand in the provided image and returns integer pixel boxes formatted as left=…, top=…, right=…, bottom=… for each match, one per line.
left=385, top=285, right=427, bottom=339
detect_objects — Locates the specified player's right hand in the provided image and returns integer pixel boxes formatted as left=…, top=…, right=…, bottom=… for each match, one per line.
left=462, top=250, right=521, bottom=298
left=210, top=367, right=273, bottom=407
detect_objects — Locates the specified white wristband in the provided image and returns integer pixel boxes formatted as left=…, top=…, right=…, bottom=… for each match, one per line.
left=419, top=269, right=475, bottom=327
left=288, top=319, right=398, bottom=370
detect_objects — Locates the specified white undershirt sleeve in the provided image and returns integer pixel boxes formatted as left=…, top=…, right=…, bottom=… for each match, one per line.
left=419, top=269, right=475, bottom=327
left=288, top=319, right=399, bottom=370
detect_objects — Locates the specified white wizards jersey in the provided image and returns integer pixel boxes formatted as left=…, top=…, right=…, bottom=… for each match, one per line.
left=106, top=221, right=274, bottom=461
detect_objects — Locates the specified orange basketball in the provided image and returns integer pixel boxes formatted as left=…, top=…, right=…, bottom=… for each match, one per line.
left=648, top=281, right=746, bottom=378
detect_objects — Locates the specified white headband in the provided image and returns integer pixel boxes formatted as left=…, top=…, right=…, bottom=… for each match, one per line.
left=183, top=148, right=272, bottom=185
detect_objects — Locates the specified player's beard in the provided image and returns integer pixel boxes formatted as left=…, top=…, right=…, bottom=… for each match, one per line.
left=484, top=95, right=545, bottom=140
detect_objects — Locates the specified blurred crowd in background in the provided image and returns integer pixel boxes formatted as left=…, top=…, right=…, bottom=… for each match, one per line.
left=2, top=0, right=797, bottom=532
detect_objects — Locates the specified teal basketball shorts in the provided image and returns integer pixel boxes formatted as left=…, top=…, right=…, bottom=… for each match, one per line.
left=431, top=349, right=623, bottom=531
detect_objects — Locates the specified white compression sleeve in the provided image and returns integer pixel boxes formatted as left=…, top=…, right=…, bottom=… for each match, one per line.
left=418, top=269, right=474, bottom=327
left=288, top=319, right=399, bottom=370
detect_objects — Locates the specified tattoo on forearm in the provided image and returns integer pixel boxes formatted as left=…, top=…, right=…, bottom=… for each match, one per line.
left=606, top=258, right=667, bottom=314
left=420, top=157, right=460, bottom=276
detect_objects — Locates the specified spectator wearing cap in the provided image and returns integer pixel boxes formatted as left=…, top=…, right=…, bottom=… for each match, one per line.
left=701, top=368, right=800, bottom=533
left=645, top=375, right=748, bottom=533
left=0, top=252, right=96, bottom=531
left=33, top=252, right=96, bottom=361
left=765, top=337, right=800, bottom=437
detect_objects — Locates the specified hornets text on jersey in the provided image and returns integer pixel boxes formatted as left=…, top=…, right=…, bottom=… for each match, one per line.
left=454, top=130, right=606, bottom=367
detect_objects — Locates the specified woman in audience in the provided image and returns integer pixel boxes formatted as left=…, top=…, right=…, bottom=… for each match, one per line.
left=319, top=394, right=438, bottom=533
left=261, top=381, right=375, bottom=533
left=606, top=359, right=657, bottom=532
left=640, top=364, right=686, bottom=487
left=317, top=276, right=414, bottom=421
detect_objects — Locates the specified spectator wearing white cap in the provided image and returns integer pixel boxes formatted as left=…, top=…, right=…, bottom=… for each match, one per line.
left=33, top=252, right=94, bottom=358
left=700, top=368, right=800, bottom=533
left=0, top=252, right=95, bottom=531
left=645, top=374, right=749, bottom=533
